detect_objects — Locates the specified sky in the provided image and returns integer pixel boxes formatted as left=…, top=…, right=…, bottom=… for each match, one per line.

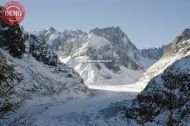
left=0, top=0, right=190, bottom=49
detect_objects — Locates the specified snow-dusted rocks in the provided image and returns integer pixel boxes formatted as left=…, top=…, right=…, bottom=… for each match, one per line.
left=10, top=34, right=90, bottom=97
left=0, top=20, right=90, bottom=100
left=125, top=56, right=190, bottom=126
left=124, top=28, right=190, bottom=125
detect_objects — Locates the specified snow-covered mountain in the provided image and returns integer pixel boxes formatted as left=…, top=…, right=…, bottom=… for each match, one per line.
left=38, top=26, right=161, bottom=85
left=140, top=45, right=167, bottom=60
left=124, top=28, right=190, bottom=125
left=0, top=20, right=90, bottom=108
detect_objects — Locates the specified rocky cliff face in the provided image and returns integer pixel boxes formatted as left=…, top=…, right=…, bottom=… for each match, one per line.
left=90, top=27, right=138, bottom=55
left=89, top=27, right=144, bottom=70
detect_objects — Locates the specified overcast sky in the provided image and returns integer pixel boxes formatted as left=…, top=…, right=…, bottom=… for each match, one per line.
left=1, top=0, right=190, bottom=49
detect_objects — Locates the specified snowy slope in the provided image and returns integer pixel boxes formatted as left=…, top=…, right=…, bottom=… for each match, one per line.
left=0, top=22, right=90, bottom=101
left=0, top=40, right=90, bottom=99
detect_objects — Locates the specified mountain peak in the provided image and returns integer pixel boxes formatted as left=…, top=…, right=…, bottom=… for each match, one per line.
left=180, top=28, right=190, bottom=40
left=174, top=28, right=190, bottom=43
left=182, top=28, right=190, bottom=35
left=90, top=26, right=138, bottom=52
left=90, top=26, right=123, bottom=35
left=89, top=26, right=128, bottom=44
left=163, top=28, right=190, bottom=57
left=47, top=27, right=56, bottom=33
